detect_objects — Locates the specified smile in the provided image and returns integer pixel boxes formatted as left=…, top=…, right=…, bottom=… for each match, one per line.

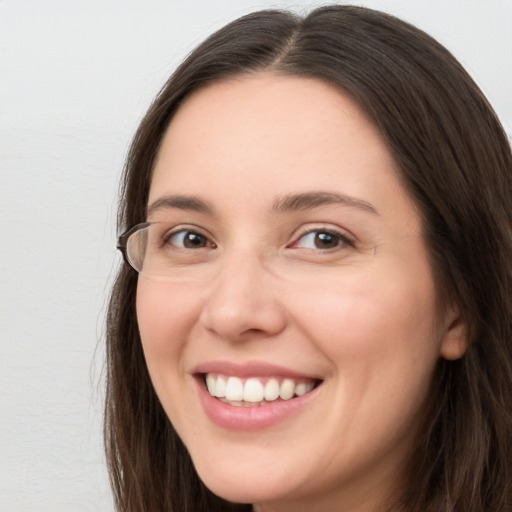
left=193, top=363, right=323, bottom=430
left=205, top=373, right=317, bottom=407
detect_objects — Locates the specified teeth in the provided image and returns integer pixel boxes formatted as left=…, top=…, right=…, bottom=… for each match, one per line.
left=264, top=378, right=280, bottom=401
left=206, top=374, right=216, bottom=395
left=243, top=378, right=264, bottom=402
left=215, top=375, right=227, bottom=397
left=295, top=381, right=310, bottom=396
left=205, top=374, right=316, bottom=404
left=225, top=376, right=243, bottom=401
left=279, top=378, right=295, bottom=400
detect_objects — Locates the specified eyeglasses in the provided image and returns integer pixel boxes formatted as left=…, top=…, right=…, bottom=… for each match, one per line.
left=117, top=222, right=150, bottom=274
left=117, top=221, right=216, bottom=280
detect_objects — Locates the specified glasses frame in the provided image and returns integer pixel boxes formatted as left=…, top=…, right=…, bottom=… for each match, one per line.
left=117, top=222, right=150, bottom=270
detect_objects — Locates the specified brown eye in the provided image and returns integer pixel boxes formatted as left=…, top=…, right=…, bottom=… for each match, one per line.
left=313, top=232, right=340, bottom=249
left=167, top=230, right=214, bottom=249
left=292, top=230, right=354, bottom=250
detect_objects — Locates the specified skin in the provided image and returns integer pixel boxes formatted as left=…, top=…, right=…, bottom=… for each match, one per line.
left=136, top=74, right=467, bottom=512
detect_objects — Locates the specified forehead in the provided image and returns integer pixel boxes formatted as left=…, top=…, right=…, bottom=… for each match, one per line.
left=153, top=74, right=383, bottom=183
left=149, top=73, right=417, bottom=230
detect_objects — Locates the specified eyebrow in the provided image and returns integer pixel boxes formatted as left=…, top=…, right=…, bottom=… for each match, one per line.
left=147, top=195, right=214, bottom=217
left=147, top=190, right=378, bottom=218
left=272, top=191, right=378, bottom=215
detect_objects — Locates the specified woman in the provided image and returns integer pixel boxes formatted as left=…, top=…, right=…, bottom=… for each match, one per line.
left=106, top=5, right=512, bottom=511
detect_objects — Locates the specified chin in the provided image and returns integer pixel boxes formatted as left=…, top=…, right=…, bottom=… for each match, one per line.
left=193, top=454, right=297, bottom=505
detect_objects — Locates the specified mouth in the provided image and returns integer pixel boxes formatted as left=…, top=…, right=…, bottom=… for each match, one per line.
left=193, top=362, right=324, bottom=430
left=203, top=373, right=320, bottom=407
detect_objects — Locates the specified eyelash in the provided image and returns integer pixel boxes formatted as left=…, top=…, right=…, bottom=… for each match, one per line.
left=163, top=226, right=355, bottom=252
left=163, top=228, right=216, bottom=249
left=287, top=228, right=355, bottom=251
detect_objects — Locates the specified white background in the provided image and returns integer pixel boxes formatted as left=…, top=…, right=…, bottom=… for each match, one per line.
left=1, top=1, right=511, bottom=510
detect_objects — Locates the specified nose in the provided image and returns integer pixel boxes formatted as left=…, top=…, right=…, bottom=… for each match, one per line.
left=199, top=251, right=287, bottom=342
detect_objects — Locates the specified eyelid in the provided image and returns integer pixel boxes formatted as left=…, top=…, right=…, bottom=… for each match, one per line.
left=162, top=224, right=217, bottom=248
left=155, top=222, right=356, bottom=252
left=287, top=225, right=356, bottom=250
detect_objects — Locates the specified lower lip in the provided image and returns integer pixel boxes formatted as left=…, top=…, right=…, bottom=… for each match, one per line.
left=195, top=377, right=321, bottom=431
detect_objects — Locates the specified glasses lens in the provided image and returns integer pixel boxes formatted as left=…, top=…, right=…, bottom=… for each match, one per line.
left=125, top=223, right=179, bottom=279
left=124, top=222, right=212, bottom=280
left=126, top=226, right=148, bottom=272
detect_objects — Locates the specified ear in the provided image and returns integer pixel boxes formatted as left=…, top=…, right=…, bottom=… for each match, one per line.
left=439, top=307, right=469, bottom=360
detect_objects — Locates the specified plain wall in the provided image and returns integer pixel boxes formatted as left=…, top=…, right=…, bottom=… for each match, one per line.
left=1, top=1, right=511, bottom=510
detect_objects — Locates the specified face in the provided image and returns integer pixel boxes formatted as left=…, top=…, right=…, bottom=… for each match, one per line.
left=136, top=74, right=465, bottom=511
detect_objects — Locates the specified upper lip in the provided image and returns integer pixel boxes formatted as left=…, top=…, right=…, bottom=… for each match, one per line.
left=192, top=360, right=322, bottom=380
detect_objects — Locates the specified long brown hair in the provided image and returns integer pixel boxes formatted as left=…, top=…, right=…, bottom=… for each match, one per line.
left=105, top=6, right=512, bottom=511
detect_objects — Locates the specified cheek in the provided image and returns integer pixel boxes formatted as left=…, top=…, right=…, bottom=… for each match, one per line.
left=136, top=280, right=207, bottom=435
left=293, top=263, right=442, bottom=388
left=136, top=280, right=199, bottom=368
left=293, top=269, right=441, bottom=449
